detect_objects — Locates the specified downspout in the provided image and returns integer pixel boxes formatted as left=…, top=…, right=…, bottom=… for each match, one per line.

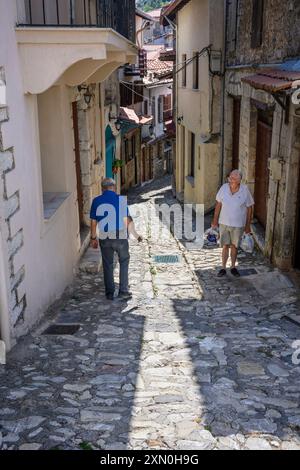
left=0, top=218, right=11, bottom=362
left=220, top=0, right=228, bottom=186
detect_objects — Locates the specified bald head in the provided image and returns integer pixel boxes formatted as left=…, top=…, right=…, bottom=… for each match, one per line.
left=101, top=178, right=116, bottom=191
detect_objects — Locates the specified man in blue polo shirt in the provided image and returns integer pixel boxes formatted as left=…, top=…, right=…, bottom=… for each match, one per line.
left=90, top=178, right=133, bottom=301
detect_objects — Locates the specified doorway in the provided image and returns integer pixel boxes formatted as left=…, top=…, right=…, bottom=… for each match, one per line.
left=294, top=166, right=300, bottom=269
left=254, top=117, right=272, bottom=229
left=232, top=98, right=241, bottom=171
left=72, top=102, right=84, bottom=229
left=105, top=125, right=116, bottom=180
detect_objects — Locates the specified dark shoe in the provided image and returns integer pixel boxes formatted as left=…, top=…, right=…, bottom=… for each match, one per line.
left=217, top=269, right=227, bottom=277
left=106, top=293, right=114, bottom=301
left=231, top=268, right=241, bottom=278
left=118, top=291, right=133, bottom=300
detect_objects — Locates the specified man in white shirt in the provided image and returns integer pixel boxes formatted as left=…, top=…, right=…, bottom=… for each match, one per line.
left=212, top=170, right=254, bottom=277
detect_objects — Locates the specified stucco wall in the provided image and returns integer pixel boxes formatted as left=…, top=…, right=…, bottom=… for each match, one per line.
left=0, top=1, right=85, bottom=342
left=175, top=0, right=224, bottom=211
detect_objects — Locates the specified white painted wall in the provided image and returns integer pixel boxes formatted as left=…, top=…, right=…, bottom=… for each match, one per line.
left=0, top=0, right=81, bottom=340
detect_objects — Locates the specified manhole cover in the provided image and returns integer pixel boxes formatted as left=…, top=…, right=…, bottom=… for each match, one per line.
left=42, top=324, right=80, bottom=335
left=238, top=268, right=258, bottom=277
left=153, top=255, right=181, bottom=264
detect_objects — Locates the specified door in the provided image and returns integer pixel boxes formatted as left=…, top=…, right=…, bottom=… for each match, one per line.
left=72, top=102, right=84, bottom=228
left=141, top=148, right=146, bottom=183
left=150, top=146, right=154, bottom=179
left=254, top=120, right=272, bottom=229
left=181, top=126, right=185, bottom=193
left=105, top=126, right=115, bottom=179
left=294, top=166, right=300, bottom=269
left=232, top=98, right=241, bottom=170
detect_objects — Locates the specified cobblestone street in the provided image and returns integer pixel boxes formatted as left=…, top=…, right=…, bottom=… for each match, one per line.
left=1, top=177, right=300, bottom=451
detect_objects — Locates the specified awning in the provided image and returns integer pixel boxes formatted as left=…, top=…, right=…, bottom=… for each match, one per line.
left=242, top=68, right=300, bottom=93
left=119, top=107, right=153, bottom=125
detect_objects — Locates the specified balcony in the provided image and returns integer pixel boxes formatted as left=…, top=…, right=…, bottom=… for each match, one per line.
left=17, top=0, right=136, bottom=43
left=16, top=0, right=137, bottom=94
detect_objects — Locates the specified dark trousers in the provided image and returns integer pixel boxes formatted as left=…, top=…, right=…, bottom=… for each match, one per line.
left=99, top=239, right=130, bottom=296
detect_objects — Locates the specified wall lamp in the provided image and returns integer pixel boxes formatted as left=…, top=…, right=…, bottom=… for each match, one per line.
left=109, top=112, right=122, bottom=132
left=78, top=84, right=93, bottom=105
left=177, top=115, right=183, bottom=125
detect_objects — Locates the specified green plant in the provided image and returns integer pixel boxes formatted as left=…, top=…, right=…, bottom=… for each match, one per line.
left=79, top=441, right=94, bottom=451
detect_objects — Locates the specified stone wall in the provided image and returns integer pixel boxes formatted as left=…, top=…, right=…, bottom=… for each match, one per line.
left=0, top=67, right=26, bottom=331
left=227, top=0, right=300, bottom=66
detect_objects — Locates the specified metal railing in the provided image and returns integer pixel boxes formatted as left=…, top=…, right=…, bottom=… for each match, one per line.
left=17, top=0, right=136, bottom=43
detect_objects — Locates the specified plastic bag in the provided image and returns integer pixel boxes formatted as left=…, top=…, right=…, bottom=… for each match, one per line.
left=205, top=227, right=219, bottom=245
left=240, top=233, right=255, bottom=254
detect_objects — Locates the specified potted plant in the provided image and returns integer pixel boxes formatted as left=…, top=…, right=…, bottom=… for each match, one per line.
left=112, top=159, right=124, bottom=174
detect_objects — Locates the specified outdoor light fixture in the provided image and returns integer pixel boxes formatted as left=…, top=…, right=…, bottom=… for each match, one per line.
left=177, top=116, right=183, bottom=125
left=115, top=119, right=122, bottom=132
left=109, top=112, right=122, bottom=132
left=78, top=84, right=93, bottom=105
left=149, top=124, right=154, bottom=137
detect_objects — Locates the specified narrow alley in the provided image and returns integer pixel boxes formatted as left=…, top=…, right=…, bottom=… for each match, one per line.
left=0, top=177, right=299, bottom=451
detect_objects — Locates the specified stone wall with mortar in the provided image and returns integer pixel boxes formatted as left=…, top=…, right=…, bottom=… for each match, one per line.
left=0, top=67, right=26, bottom=334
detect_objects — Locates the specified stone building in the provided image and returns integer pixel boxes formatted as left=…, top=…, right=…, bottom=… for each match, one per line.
left=223, top=0, right=300, bottom=270
left=163, top=0, right=224, bottom=211
left=0, top=0, right=136, bottom=354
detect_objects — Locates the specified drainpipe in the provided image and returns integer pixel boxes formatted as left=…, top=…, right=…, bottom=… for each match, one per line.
left=220, top=0, right=228, bottom=186
left=0, top=228, right=11, bottom=363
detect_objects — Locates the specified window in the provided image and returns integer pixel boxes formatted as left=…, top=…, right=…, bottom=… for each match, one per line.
left=120, top=82, right=133, bottom=107
left=124, top=139, right=129, bottom=163
left=152, top=97, right=156, bottom=126
left=227, top=0, right=238, bottom=53
left=37, top=86, right=70, bottom=220
left=144, top=99, right=148, bottom=116
left=190, top=132, right=195, bottom=178
left=134, top=81, right=143, bottom=104
left=158, top=96, right=164, bottom=124
left=182, top=54, right=187, bottom=87
left=251, top=0, right=264, bottom=48
left=193, top=52, right=199, bottom=90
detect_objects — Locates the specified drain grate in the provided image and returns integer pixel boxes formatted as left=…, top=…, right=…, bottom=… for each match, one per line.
left=238, top=268, right=258, bottom=277
left=153, top=254, right=181, bottom=264
left=42, top=324, right=80, bottom=335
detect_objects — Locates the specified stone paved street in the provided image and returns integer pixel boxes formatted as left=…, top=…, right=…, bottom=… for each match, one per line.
left=0, top=177, right=300, bottom=450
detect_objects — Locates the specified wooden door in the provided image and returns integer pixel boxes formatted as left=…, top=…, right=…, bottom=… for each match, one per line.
left=232, top=98, right=241, bottom=171
left=294, top=164, right=300, bottom=269
left=141, top=148, right=146, bottom=183
left=150, top=147, right=154, bottom=179
left=254, top=120, right=271, bottom=229
left=72, top=102, right=84, bottom=228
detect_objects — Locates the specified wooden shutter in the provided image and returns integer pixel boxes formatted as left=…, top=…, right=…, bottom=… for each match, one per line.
left=251, top=0, right=264, bottom=49
left=158, top=96, right=163, bottom=123
left=227, top=0, right=238, bottom=53
left=152, top=97, right=156, bottom=126
left=120, top=82, right=133, bottom=107
left=134, top=81, right=143, bottom=104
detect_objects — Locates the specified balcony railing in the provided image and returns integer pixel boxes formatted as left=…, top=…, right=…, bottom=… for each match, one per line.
left=17, top=0, right=136, bottom=43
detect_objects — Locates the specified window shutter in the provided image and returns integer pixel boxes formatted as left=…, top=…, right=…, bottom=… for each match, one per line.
left=139, top=49, right=147, bottom=78
left=227, top=0, right=238, bottom=53
left=158, top=96, right=163, bottom=123
left=152, top=97, right=156, bottom=126
left=134, top=81, right=143, bottom=104
left=251, top=0, right=264, bottom=49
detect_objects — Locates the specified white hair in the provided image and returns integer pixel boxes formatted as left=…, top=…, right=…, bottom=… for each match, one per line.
left=101, top=178, right=116, bottom=189
left=230, top=169, right=243, bottom=181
